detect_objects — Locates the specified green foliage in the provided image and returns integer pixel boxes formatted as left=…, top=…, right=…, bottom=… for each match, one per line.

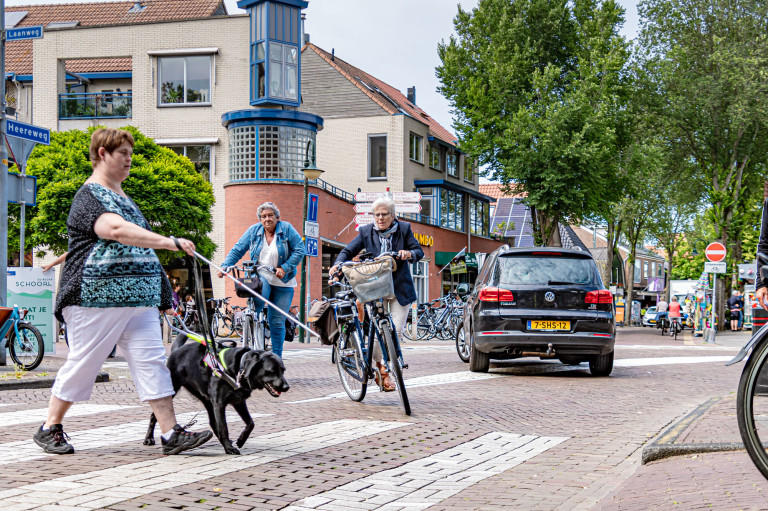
left=437, top=0, right=632, bottom=244
left=9, top=126, right=215, bottom=265
left=670, top=237, right=706, bottom=280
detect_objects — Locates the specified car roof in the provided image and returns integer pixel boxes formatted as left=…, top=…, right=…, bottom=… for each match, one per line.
left=493, top=246, right=595, bottom=260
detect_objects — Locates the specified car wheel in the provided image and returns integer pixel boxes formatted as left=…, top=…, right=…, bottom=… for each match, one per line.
left=589, top=350, right=614, bottom=376
left=469, top=341, right=490, bottom=373
left=455, top=326, right=471, bottom=363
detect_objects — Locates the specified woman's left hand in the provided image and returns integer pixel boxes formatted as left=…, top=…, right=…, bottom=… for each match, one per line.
left=275, top=267, right=286, bottom=279
left=397, top=250, right=412, bottom=260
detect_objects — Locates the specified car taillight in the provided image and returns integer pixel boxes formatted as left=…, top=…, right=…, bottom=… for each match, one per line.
left=479, top=287, right=514, bottom=302
left=585, top=290, right=613, bottom=304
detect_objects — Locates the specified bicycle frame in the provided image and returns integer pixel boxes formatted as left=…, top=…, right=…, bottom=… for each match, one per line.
left=0, top=306, right=24, bottom=341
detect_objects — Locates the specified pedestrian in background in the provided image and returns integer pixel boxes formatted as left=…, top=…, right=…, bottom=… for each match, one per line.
left=34, top=128, right=212, bottom=456
left=728, top=290, right=741, bottom=331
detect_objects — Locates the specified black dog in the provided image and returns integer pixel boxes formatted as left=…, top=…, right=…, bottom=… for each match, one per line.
left=144, top=333, right=289, bottom=454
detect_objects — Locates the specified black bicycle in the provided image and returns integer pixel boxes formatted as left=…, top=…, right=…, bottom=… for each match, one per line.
left=730, top=252, right=768, bottom=479
left=330, top=252, right=410, bottom=415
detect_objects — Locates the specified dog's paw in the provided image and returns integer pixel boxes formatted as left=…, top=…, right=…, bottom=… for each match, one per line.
left=224, top=445, right=241, bottom=455
left=143, top=438, right=155, bottom=446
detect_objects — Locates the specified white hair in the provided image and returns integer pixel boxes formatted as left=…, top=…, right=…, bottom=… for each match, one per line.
left=371, top=196, right=396, bottom=216
left=257, top=202, right=280, bottom=219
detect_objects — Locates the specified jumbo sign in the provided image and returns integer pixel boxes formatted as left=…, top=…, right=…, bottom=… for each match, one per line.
left=414, top=233, right=434, bottom=247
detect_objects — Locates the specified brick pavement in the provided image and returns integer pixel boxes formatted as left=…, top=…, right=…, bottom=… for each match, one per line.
left=0, top=327, right=761, bottom=509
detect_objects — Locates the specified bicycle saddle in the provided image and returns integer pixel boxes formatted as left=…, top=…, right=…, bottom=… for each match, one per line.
left=335, top=289, right=354, bottom=300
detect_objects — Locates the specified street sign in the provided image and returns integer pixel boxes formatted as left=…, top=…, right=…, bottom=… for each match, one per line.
left=6, top=25, right=43, bottom=41
left=6, top=120, right=50, bottom=145
left=355, top=214, right=374, bottom=225
left=704, top=262, right=726, bottom=274
left=354, top=202, right=422, bottom=214
left=6, top=172, right=36, bottom=206
left=304, top=221, right=319, bottom=239
left=305, top=237, right=318, bottom=257
left=307, top=193, right=318, bottom=222
left=705, top=242, right=726, bottom=262
left=354, top=191, right=422, bottom=202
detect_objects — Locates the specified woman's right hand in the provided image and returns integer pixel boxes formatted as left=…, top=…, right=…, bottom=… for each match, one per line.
left=329, top=265, right=340, bottom=282
left=169, top=236, right=195, bottom=256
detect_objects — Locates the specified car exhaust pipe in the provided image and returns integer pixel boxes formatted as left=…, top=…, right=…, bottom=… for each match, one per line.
left=505, top=343, right=557, bottom=358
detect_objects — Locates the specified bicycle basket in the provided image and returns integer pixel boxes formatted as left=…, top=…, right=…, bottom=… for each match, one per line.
left=342, top=256, right=395, bottom=303
left=0, top=307, right=13, bottom=326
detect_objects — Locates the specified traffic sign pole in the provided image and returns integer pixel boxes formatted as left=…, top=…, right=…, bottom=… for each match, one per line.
left=1, top=0, right=8, bottom=305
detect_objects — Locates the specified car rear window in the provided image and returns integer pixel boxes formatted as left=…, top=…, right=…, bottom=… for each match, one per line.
left=494, top=255, right=600, bottom=286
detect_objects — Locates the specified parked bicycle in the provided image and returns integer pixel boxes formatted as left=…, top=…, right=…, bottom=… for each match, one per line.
left=0, top=304, right=44, bottom=370
left=229, top=261, right=276, bottom=351
left=209, top=296, right=235, bottom=338
left=330, top=252, right=410, bottom=415
left=730, top=252, right=768, bottom=479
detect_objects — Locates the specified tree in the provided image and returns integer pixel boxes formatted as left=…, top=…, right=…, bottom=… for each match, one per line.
left=8, top=126, right=216, bottom=265
left=437, top=0, right=632, bottom=245
left=638, top=0, right=768, bottom=328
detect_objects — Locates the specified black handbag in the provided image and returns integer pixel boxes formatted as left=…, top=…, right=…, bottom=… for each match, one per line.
left=235, top=275, right=262, bottom=298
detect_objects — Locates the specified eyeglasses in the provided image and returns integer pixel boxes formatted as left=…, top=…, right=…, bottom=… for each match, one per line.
left=373, top=212, right=391, bottom=218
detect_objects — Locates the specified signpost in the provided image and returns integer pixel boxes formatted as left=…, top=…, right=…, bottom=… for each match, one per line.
left=352, top=191, right=422, bottom=230
left=704, top=242, right=727, bottom=342
left=354, top=202, right=422, bottom=214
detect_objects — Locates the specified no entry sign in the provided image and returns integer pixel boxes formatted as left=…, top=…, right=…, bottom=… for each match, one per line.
left=705, top=242, right=726, bottom=262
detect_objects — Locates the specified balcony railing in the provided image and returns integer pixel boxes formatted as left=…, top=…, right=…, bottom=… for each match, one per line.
left=58, top=91, right=132, bottom=120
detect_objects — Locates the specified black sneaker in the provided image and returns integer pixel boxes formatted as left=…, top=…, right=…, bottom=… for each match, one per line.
left=161, top=425, right=213, bottom=455
left=33, top=424, right=75, bottom=454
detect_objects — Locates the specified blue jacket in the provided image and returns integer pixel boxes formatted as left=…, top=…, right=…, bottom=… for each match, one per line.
left=222, top=221, right=306, bottom=284
left=335, top=221, right=424, bottom=305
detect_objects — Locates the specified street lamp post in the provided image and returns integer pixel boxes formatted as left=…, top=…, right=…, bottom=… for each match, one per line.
left=299, top=141, right=323, bottom=343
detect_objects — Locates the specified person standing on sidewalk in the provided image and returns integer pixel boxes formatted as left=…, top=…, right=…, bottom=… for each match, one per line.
left=728, top=290, right=741, bottom=331
left=33, top=128, right=213, bottom=456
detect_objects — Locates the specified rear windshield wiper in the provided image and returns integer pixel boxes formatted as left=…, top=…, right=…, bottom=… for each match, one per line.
left=547, top=280, right=581, bottom=285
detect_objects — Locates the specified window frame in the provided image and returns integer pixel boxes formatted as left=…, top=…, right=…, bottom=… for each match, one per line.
left=429, top=144, right=441, bottom=171
left=166, top=144, right=212, bottom=182
left=157, top=55, right=212, bottom=107
left=464, top=157, right=476, bottom=183
left=368, top=134, right=387, bottom=180
left=447, top=152, right=458, bottom=178
left=409, top=133, right=423, bottom=164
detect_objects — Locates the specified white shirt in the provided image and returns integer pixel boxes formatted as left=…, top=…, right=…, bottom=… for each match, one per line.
left=258, top=236, right=296, bottom=288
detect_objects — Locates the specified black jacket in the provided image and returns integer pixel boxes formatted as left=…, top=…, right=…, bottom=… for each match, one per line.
left=758, top=198, right=768, bottom=291
left=335, top=221, right=424, bottom=305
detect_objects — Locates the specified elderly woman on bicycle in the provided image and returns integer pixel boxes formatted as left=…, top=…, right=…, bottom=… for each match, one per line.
left=219, top=201, right=305, bottom=358
left=330, top=196, right=423, bottom=391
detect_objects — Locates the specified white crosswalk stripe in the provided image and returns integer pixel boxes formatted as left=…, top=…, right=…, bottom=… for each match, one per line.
left=0, top=411, right=273, bottom=466
left=0, top=419, right=409, bottom=510
left=0, top=404, right=136, bottom=428
left=285, top=432, right=568, bottom=510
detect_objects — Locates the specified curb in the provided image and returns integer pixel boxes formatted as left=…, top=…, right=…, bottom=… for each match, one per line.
left=641, top=395, right=743, bottom=464
left=0, top=371, right=110, bottom=391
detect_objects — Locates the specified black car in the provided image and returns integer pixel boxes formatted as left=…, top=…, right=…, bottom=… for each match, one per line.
left=459, top=246, right=615, bottom=376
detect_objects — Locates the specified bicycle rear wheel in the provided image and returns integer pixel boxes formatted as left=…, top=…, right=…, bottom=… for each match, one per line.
left=242, top=316, right=254, bottom=349
left=416, top=312, right=433, bottom=340
left=737, top=337, right=768, bottom=479
left=9, top=323, right=44, bottom=371
left=381, top=320, right=410, bottom=415
left=335, top=328, right=367, bottom=401
left=253, top=316, right=266, bottom=351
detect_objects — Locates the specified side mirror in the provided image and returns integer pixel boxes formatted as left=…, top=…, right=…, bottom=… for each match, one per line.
left=456, top=283, right=470, bottom=297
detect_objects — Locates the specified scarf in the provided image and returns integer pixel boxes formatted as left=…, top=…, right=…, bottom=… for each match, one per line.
left=375, top=221, right=399, bottom=254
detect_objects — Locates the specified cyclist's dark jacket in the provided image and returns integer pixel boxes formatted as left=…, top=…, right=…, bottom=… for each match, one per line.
left=335, top=220, right=424, bottom=306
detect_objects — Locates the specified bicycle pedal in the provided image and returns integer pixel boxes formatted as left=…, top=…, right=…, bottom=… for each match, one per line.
left=402, top=363, right=409, bottom=370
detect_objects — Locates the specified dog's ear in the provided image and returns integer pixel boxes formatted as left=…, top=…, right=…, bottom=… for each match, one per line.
left=242, top=351, right=264, bottom=389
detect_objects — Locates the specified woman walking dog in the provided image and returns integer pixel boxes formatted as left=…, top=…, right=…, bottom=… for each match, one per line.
left=33, top=128, right=213, bottom=456
left=219, top=202, right=305, bottom=359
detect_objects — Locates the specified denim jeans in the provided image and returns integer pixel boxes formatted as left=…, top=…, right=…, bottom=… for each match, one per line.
left=251, top=280, right=294, bottom=358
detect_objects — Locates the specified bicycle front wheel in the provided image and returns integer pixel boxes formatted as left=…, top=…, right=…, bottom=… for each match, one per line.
left=242, top=316, right=253, bottom=349
left=381, top=320, right=410, bottom=415
left=253, top=317, right=266, bottom=351
left=9, top=323, right=44, bottom=371
left=737, top=337, right=768, bottom=479
left=416, top=312, right=433, bottom=340
left=335, top=329, right=367, bottom=401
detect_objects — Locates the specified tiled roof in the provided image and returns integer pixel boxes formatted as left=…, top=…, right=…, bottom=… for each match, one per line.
left=304, top=43, right=458, bottom=147
left=66, top=57, right=132, bottom=73
left=5, top=0, right=226, bottom=75
left=478, top=183, right=525, bottom=201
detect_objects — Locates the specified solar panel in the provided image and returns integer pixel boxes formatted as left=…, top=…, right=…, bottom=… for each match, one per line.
left=6, top=11, right=28, bottom=28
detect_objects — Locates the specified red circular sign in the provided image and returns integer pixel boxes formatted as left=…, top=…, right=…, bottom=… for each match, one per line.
left=705, top=242, right=726, bottom=262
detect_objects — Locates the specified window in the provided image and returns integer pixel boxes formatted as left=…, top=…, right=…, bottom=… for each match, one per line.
left=447, top=153, right=458, bottom=178
left=496, top=255, right=600, bottom=287
left=418, top=187, right=435, bottom=222
left=159, top=56, right=211, bottom=105
left=439, top=188, right=464, bottom=231
left=643, top=261, right=649, bottom=279
left=658, top=263, right=663, bottom=277
left=464, top=158, right=475, bottom=183
left=267, top=43, right=299, bottom=100
left=411, top=260, right=429, bottom=304
left=469, top=198, right=489, bottom=236
left=430, top=145, right=441, bottom=170
left=228, top=124, right=316, bottom=181
left=368, top=135, right=387, bottom=179
left=409, top=133, right=423, bottom=163
left=634, top=260, right=641, bottom=283
left=169, top=145, right=211, bottom=181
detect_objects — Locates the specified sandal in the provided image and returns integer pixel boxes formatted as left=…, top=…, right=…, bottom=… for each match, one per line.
left=376, top=362, right=396, bottom=392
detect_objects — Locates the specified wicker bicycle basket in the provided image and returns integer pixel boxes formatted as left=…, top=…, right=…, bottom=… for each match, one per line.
left=342, top=256, right=396, bottom=303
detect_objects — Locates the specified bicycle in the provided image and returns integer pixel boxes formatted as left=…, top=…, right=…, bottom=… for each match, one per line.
left=669, top=316, right=682, bottom=340
left=229, top=262, right=276, bottom=351
left=209, top=297, right=235, bottom=338
left=730, top=252, right=768, bottom=479
left=0, top=304, right=44, bottom=370
left=330, top=252, right=411, bottom=415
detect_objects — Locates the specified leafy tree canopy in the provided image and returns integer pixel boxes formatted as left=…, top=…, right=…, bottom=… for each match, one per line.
left=8, top=126, right=215, bottom=265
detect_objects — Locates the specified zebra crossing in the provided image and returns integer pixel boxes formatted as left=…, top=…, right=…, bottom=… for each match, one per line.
left=0, top=400, right=567, bottom=510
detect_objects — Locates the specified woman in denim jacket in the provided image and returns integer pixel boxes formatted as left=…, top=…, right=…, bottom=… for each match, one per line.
left=219, top=201, right=305, bottom=358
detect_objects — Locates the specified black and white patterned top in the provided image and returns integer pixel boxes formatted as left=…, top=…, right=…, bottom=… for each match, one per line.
left=54, top=183, right=172, bottom=322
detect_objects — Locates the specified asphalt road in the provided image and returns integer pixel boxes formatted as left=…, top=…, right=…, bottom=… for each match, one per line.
left=0, top=325, right=758, bottom=510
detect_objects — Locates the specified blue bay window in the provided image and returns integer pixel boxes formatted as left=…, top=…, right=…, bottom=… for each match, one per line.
left=415, top=180, right=492, bottom=235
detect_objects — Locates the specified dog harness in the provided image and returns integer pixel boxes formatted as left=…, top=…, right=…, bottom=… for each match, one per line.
left=185, top=333, right=242, bottom=388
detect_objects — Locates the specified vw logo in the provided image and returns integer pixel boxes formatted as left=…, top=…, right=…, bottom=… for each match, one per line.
left=544, top=292, right=555, bottom=302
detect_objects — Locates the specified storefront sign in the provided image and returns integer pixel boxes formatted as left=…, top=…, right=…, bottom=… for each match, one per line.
left=414, top=233, right=434, bottom=247
left=6, top=267, right=55, bottom=353
left=450, top=261, right=467, bottom=274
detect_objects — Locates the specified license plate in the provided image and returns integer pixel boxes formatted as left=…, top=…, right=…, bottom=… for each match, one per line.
left=528, top=320, right=570, bottom=331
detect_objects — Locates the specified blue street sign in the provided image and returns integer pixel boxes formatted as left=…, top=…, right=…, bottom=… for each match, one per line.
left=6, top=25, right=43, bottom=41
left=307, top=193, right=318, bottom=222
left=6, top=120, right=51, bottom=145
left=306, top=237, right=318, bottom=257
